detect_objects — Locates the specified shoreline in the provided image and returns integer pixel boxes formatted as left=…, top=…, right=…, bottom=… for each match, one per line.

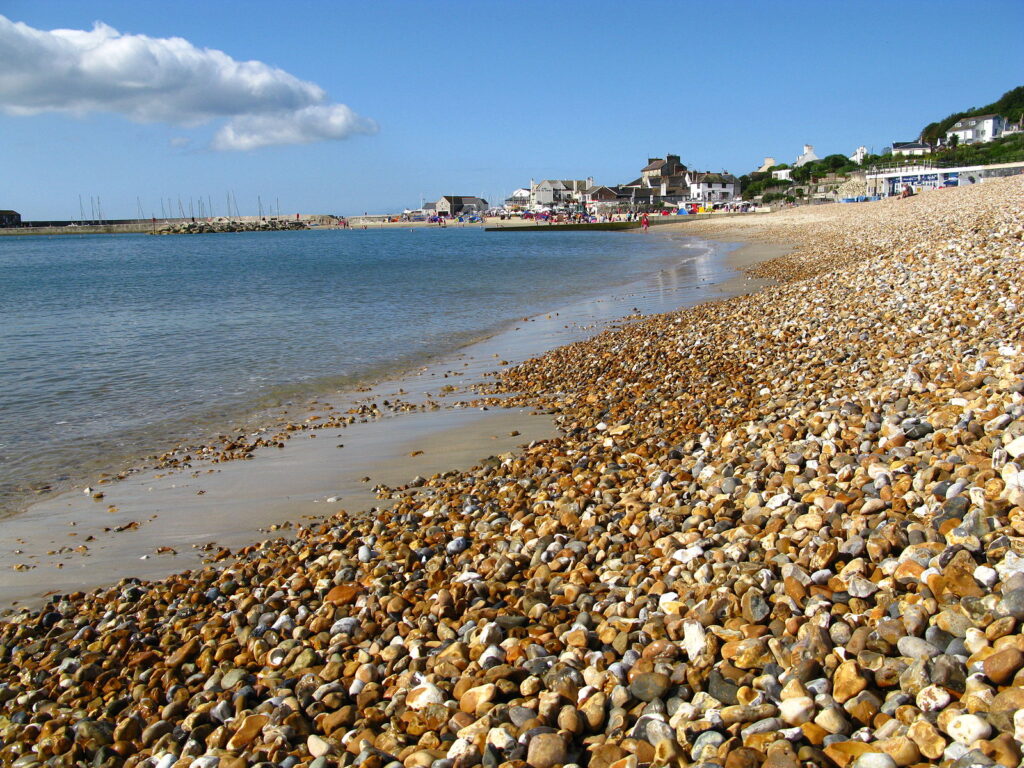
left=2, top=178, right=1021, bottom=766
left=0, top=227, right=709, bottom=522
left=0, top=231, right=786, bottom=609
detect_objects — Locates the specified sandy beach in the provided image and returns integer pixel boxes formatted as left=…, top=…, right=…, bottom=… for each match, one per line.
left=1, top=177, right=1022, bottom=768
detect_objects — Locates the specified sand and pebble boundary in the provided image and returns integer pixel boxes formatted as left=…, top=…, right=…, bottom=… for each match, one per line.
left=0, top=233, right=778, bottom=609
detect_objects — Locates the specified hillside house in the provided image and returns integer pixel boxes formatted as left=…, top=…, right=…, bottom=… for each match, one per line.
left=794, top=144, right=819, bottom=167
left=1002, top=121, right=1022, bottom=137
left=892, top=141, right=932, bottom=157
left=947, top=114, right=1006, bottom=145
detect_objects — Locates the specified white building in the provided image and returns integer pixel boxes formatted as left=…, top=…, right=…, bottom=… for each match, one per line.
left=529, top=178, right=593, bottom=208
left=946, top=114, right=1006, bottom=145
left=504, top=188, right=530, bottom=210
left=794, top=144, right=819, bottom=167
left=685, top=172, right=739, bottom=203
left=771, top=168, right=793, bottom=181
left=849, top=146, right=868, bottom=164
left=865, top=160, right=1024, bottom=197
left=891, top=141, right=931, bottom=157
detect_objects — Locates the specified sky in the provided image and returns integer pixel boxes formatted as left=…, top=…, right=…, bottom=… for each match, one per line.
left=2, top=0, right=1022, bottom=219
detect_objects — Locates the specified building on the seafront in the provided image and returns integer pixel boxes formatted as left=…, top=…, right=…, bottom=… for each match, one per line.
left=583, top=186, right=622, bottom=205
left=686, top=172, right=740, bottom=203
left=619, top=154, right=740, bottom=205
left=849, top=146, right=869, bottom=164
left=640, top=155, right=687, bottom=185
left=0, top=210, right=22, bottom=227
left=434, top=196, right=489, bottom=216
left=865, top=159, right=1024, bottom=197
left=504, top=188, right=531, bottom=210
left=529, top=179, right=593, bottom=208
left=771, top=168, right=793, bottom=181
left=794, top=144, right=819, bottom=167
left=946, top=114, right=1006, bottom=145
left=892, top=140, right=932, bottom=157
left=621, top=155, right=689, bottom=198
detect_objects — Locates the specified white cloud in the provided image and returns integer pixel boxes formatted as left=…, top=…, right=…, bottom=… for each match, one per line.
left=0, top=14, right=377, bottom=150
left=211, top=104, right=377, bottom=151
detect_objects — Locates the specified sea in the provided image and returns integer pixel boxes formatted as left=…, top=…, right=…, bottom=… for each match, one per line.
left=0, top=227, right=736, bottom=516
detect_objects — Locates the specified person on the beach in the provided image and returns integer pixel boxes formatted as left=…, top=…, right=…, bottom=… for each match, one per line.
left=641, top=212, right=650, bottom=232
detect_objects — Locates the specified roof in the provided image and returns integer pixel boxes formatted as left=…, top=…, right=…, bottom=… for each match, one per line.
left=642, top=159, right=666, bottom=172
left=0, top=210, right=19, bottom=215
left=950, top=114, right=1001, bottom=129
left=690, top=172, right=738, bottom=185
left=892, top=141, right=930, bottom=150
left=621, top=177, right=644, bottom=188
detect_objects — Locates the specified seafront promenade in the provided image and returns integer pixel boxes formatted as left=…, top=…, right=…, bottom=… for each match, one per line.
left=1, top=177, right=1023, bottom=767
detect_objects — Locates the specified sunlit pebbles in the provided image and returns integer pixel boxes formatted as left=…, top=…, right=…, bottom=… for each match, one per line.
left=1, top=177, right=1023, bottom=767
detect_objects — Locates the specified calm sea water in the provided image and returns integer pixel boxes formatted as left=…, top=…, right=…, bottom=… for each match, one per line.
left=0, top=227, right=703, bottom=513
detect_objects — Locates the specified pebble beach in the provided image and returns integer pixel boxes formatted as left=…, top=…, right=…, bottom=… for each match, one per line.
left=2, top=176, right=1023, bottom=768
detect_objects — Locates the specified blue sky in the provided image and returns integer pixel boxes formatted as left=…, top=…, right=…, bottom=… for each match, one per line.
left=2, top=0, right=1022, bottom=219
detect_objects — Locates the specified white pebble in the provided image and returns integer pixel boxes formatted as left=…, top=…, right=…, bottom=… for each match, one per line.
left=947, top=713, right=991, bottom=745
left=779, top=696, right=815, bottom=725
left=916, top=684, right=951, bottom=712
left=973, top=565, right=997, bottom=588
left=1006, top=435, right=1024, bottom=459
left=851, top=753, right=897, bottom=768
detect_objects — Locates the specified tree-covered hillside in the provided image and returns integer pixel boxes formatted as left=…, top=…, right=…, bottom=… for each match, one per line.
left=921, top=85, right=1024, bottom=144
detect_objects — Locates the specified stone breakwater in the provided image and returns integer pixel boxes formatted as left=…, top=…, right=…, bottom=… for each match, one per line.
left=155, top=220, right=309, bottom=235
left=1, top=177, right=1023, bottom=768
